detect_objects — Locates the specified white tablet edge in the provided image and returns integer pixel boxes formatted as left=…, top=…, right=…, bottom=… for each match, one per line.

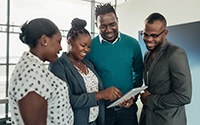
left=107, top=86, right=148, bottom=108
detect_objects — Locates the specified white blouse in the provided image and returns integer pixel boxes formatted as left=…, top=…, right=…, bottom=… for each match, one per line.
left=75, top=65, right=99, bottom=123
left=9, top=51, right=74, bottom=125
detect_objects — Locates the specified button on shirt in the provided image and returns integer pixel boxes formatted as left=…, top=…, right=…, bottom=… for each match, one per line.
left=8, top=51, right=74, bottom=125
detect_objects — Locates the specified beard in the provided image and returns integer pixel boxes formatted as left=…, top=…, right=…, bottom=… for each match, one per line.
left=149, top=37, right=164, bottom=52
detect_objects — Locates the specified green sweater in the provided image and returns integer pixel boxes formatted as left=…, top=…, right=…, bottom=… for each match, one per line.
left=86, top=33, right=143, bottom=94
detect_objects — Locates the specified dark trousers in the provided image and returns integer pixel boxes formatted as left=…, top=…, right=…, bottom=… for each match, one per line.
left=105, top=103, right=138, bottom=125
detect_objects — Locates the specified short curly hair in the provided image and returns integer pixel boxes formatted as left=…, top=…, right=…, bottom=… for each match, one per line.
left=95, top=3, right=117, bottom=20
left=145, top=13, right=167, bottom=27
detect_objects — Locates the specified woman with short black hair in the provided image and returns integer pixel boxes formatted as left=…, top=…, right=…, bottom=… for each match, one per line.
left=9, top=18, right=74, bottom=125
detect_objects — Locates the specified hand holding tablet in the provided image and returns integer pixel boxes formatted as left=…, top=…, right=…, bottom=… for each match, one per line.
left=107, top=86, right=148, bottom=108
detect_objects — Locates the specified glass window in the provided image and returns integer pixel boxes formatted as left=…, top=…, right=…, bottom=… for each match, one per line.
left=10, top=0, right=91, bottom=29
left=0, top=104, right=6, bottom=118
left=0, top=34, right=6, bottom=64
left=0, top=65, right=6, bottom=99
left=0, top=1, right=7, bottom=64
left=0, top=0, right=7, bottom=24
left=10, top=0, right=91, bottom=54
left=9, top=34, right=29, bottom=63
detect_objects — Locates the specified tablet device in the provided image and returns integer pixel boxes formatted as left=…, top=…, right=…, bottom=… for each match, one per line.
left=107, top=86, right=148, bottom=108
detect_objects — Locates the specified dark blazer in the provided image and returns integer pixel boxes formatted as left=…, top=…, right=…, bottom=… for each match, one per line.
left=49, top=52, right=105, bottom=125
left=139, top=39, right=192, bottom=125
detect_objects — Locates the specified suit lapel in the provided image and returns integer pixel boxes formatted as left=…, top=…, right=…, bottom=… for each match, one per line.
left=61, top=53, right=87, bottom=92
left=144, top=51, right=151, bottom=85
left=146, top=39, right=169, bottom=85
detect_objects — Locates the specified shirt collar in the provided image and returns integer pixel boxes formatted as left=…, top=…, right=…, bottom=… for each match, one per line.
left=99, top=32, right=120, bottom=44
left=23, top=51, right=45, bottom=64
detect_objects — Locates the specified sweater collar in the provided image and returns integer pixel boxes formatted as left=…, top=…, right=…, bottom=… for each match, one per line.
left=99, top=32, right=120, bottom=44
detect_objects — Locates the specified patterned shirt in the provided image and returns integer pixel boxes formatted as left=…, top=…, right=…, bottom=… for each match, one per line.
left=8, top=51, right=74, bottom=125
left=75, top=65, right=99, bottom=123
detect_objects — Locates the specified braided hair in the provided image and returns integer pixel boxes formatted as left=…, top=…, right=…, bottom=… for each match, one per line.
left=67, top=18, right=90, bottom=41
left=95, top=3, right=117, bottom=20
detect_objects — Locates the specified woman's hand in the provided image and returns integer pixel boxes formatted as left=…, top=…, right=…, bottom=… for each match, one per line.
left=96, top=86, right=123, bottom=101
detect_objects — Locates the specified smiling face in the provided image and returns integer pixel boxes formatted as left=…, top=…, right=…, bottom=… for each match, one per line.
left=43, top=31, right=62, bottom=62
left=96, top=12, right=118, bottom=43
left=68, top=34, right=91, bottom=61
left=143, top=20, right=168, bottom=52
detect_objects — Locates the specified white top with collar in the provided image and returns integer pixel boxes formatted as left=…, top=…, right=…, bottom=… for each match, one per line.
left=9, top=51, right=74, bottom=125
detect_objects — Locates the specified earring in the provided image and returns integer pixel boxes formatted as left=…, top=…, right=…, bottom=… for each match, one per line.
left=45, top=43, right=47, bottom=46
left=68, top=44, right=72, bottom=52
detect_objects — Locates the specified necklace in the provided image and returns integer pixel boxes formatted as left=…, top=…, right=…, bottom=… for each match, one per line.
left=72, top=60, right=81, bottom=65
left=71, top=58, right=81, bottom=65
left=76, top=61, right=81, bottom=65
left=73, top=61, right=88, bottom=75
left=78, top=64, right=88, bottom=75
left=84, top=64, right=89, bottom=75
left=67, top=53, right=88, bottom=74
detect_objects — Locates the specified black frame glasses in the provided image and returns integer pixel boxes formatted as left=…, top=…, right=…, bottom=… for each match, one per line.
left=141, top=29, right=166, bottom=38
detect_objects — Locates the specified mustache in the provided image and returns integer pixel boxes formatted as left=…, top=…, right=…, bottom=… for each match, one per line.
left=144, top=40, right=156, bottom=44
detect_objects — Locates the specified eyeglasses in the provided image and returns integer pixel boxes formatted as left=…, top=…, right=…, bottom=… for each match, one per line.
left=141, top=29, right=166, bottom=39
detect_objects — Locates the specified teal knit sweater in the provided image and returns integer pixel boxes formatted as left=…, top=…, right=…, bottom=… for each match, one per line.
left=86, top=33, right=143, bottom=94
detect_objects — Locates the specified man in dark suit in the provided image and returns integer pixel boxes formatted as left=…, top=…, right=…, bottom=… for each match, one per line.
left=139, top=13, right=192, bottom=125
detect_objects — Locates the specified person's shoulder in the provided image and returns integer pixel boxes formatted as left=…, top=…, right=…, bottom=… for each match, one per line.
left=167, top=40, right=185, bottom=53
left=120, top=32, right=140, bottom=49
left=83, top=58, right=96, bottom=70
left=49, top=52, right=67, bottom=69
left=92, top=35, right=100, bottom=42
left=51, top=54, right=63, bottom=65
left=55, top=54, right=65, bottom=63
left=90, top=35, right=100, bottom=49
left=165, top=40, right=187, bottom=60
left=120, top=32, right=138, bottom=42
left=83, top=58, right=92, bottom=66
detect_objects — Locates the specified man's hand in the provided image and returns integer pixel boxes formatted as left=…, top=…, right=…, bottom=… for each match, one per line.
left=119, top=96, right=135, bottom=108
left=140, top=90, right=151, bottom=105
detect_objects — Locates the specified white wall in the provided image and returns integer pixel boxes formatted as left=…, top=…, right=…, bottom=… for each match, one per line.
left=116, top=0, right=200, bottom=124
left=116, top=0, right=200, bottom=39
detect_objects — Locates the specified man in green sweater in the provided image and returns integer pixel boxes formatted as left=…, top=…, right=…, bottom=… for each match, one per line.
left=85, top=3, right=143, bottom=125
